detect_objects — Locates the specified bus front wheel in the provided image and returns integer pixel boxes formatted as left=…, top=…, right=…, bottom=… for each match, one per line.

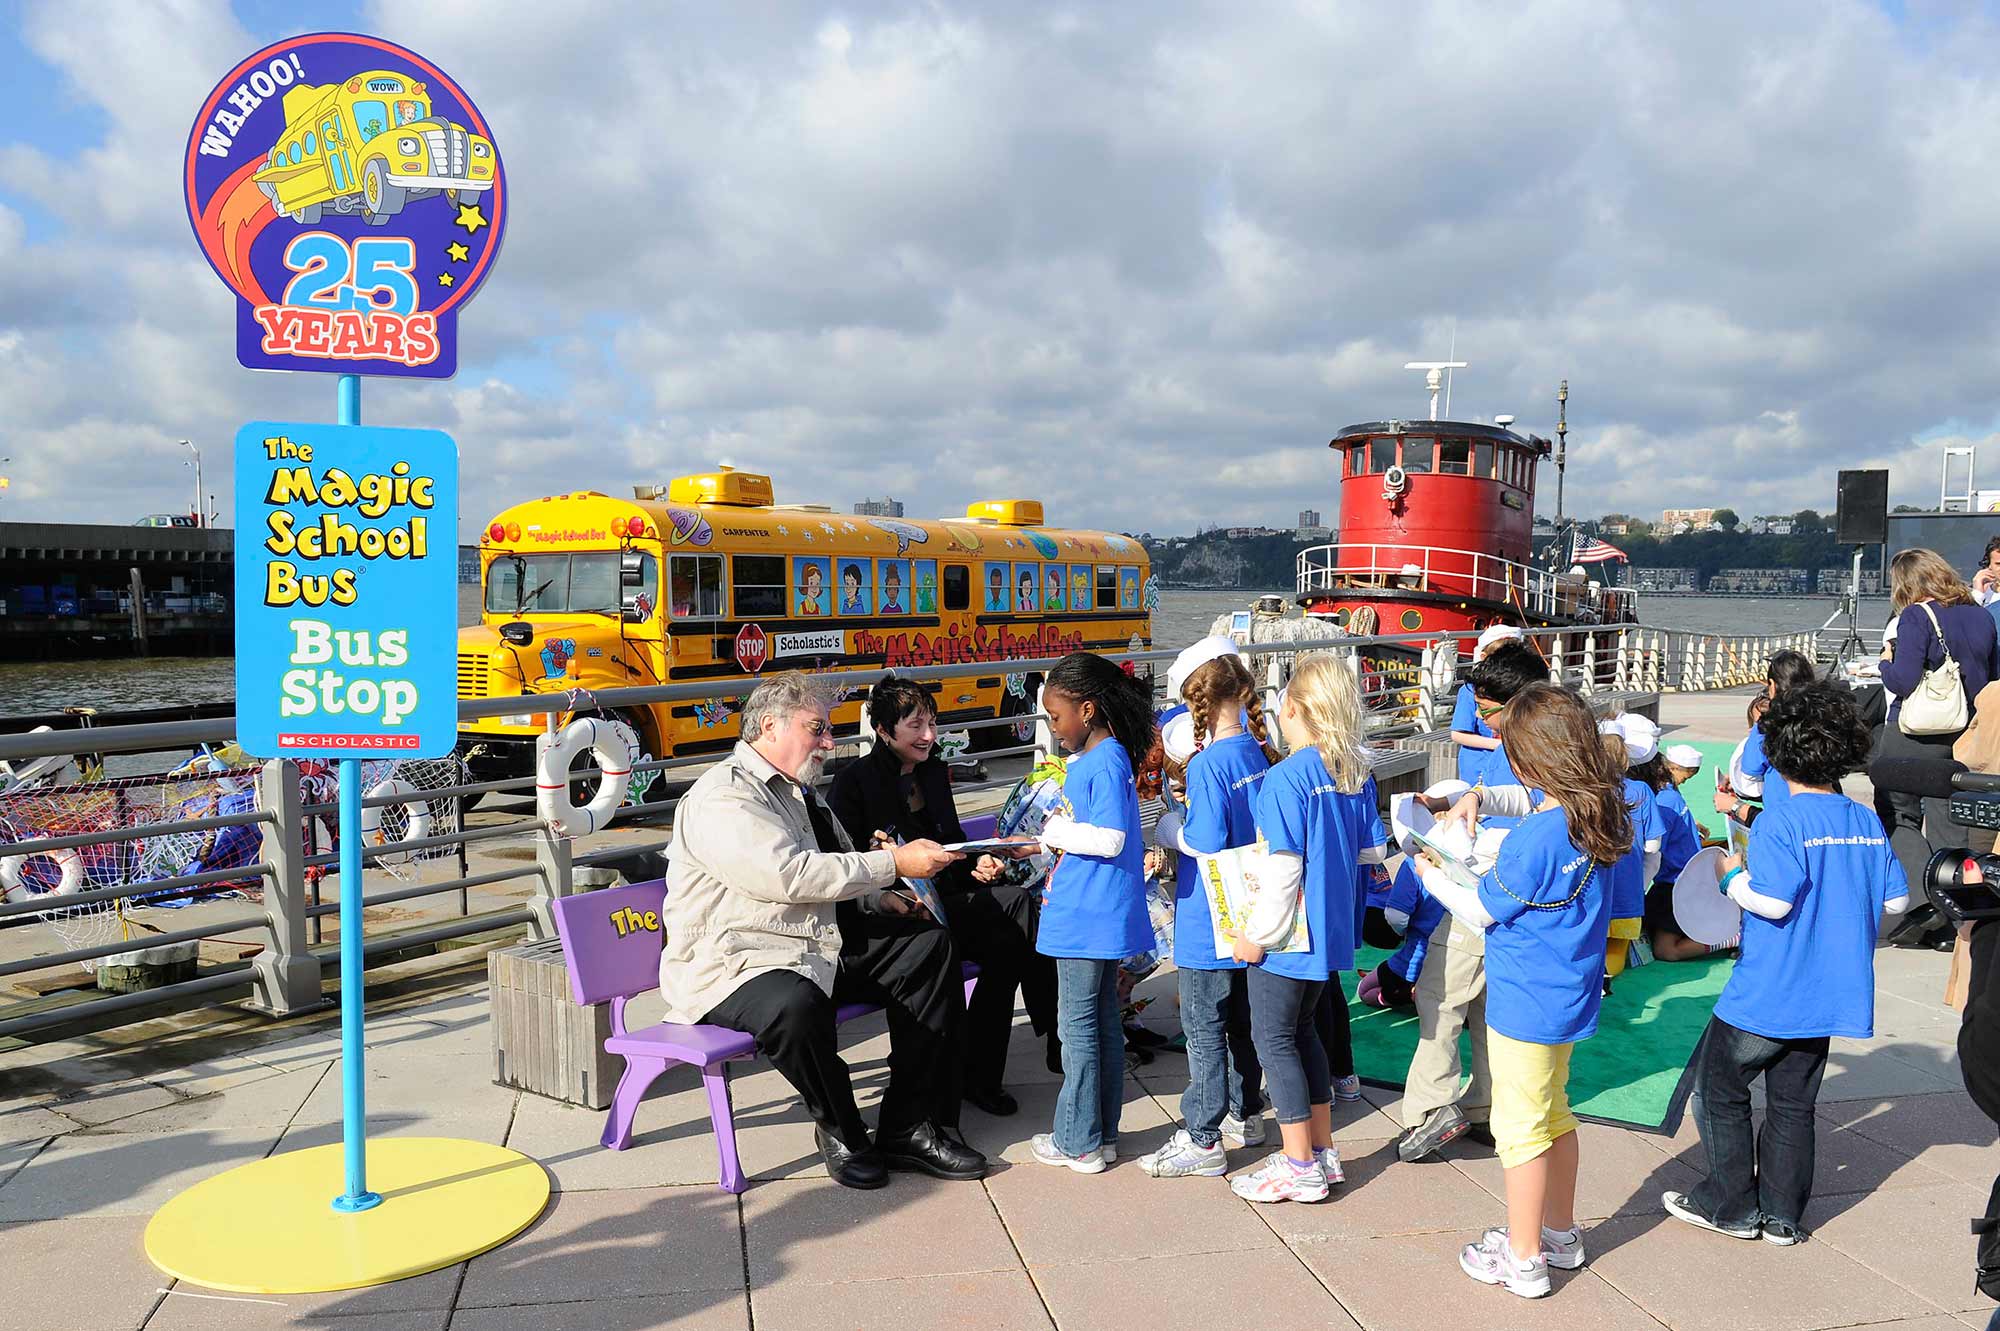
left=363, top=161, right=407, bottom=226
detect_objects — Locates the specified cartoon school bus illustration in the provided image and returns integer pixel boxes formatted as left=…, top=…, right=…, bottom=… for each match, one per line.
left=252, top=71, right=495, bottom=225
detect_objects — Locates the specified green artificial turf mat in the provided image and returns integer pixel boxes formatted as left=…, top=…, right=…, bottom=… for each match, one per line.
left=1351, top=740, right=1745, bottom=1132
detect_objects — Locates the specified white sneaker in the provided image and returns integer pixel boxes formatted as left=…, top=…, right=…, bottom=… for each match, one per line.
left=1220, top=1111, right=1267, bottom=1148
left=1031, top=1133, right=1106, bottom=1174
left=1662, top=1191, right=1759, bottom=1240
left=1139, top=1129, right=1227, bottom=1178
left=1229, top=1151, right=1330, bottom=1203
left=1333, top=1074, right=1363, bottom=1102
left=1460, top=1228, right=1551, bottom=1299
left=1541, top=1225, right=1586, bottom=1269
left=1316, top=1145, right=1346, bottom=1184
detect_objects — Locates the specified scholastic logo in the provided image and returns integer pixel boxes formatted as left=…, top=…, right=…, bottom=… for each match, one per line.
left=774, top=629, right=844, bottom=659
left=279, top=732, right=421, bottom=750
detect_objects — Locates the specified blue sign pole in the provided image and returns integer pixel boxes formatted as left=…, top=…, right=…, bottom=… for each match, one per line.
left=330, top=373, right=380, bottom=1215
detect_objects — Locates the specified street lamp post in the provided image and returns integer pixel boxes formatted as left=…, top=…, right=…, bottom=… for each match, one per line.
left=1554, top=380, right=1569, bottom=528
left=178, top=439, right=203, bottom=529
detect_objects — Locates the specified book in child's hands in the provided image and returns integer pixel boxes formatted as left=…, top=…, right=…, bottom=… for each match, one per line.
left=1198, top=843, right=1309, bottom=955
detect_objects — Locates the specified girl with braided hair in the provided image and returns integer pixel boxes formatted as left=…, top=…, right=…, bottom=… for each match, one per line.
left=1141, top=644, right=1280, bottom=1178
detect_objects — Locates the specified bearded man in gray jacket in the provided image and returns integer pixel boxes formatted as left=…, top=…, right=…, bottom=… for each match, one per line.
left=660, top=674, right=988, bottom=1189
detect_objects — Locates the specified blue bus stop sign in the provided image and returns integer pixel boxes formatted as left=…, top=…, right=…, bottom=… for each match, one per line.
left=233, top=420, right=458, bottom=760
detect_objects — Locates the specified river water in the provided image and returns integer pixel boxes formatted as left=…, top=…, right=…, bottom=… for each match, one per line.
left=0, top=586, right=1886, bottom=719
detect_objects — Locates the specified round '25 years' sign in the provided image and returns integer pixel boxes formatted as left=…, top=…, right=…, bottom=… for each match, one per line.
left=184, top=32, right=507, bottom=379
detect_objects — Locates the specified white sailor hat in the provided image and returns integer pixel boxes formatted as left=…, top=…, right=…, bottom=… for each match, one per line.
left=1475, top=624, right=1525, bottom=657
left=1599, top=712, right=1661, bottom=765
left=1162, top=711, right=1197, bottom=765
left=1662, top=743, right=1704, bottom=770
left=1167, top=636, right=1242, bottom=702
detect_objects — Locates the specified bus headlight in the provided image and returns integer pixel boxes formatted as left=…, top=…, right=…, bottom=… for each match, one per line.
left=397, top=136, right=421, bottom=157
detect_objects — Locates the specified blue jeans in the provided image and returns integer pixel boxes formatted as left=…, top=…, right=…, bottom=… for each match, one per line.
left=1688, top=1015, right=1828, bottom=1230
left=1178, top=966, right=1265, bottom=1148
left=1246, top=966, right=1331, bottom=1125
left=1052, top=957, right=1124, bottom=1155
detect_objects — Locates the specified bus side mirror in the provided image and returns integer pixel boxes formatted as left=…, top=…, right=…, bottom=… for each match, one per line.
left=620, top=552, right=648, bottom=623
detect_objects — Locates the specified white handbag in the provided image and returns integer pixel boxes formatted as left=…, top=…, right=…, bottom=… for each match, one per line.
left=1898, top=601, right=1969, bottom=735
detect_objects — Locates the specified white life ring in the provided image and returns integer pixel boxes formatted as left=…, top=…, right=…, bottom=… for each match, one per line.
left=536, top=718, right=637, bottom=837
left=359, top=777, right=434, bottom=865
left=0, top=846, right=86, bottom=902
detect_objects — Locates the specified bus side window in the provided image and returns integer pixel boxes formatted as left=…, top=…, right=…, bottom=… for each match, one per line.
left=1096, top=564, right=1118, bottom=609
left=942, top=563, right=970, bottom=612
left=732, top=554, right=786, bottom=618
left=670, top=553, right=722, bottom=618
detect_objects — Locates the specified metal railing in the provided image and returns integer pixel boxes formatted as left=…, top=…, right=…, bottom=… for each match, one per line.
left=1295, top=542, right=1639, bottom=622
left=0, top=620, right=1819, bottom=1040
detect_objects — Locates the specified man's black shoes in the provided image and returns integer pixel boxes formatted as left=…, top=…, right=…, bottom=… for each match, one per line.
left=816, top=1126, right=888, bottom=1190
left=965, top=1084, right=1019, bottom=1117
left=876, top=1122, right=990, bottom=1180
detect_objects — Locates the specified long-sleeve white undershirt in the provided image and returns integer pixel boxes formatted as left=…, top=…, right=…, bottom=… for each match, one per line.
left=1038, top=813, right=1126, bottom=859
left=1417, top=863, right=1496, bottom=930
left=1726, top=867, right=1909, bottom=920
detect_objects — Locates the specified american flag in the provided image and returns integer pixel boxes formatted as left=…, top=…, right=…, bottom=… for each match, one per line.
left=1572, top=535, right=1629, bottom=564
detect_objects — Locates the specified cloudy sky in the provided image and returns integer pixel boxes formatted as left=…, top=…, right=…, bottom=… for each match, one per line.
left=3, top=0, right=1997, bottom=539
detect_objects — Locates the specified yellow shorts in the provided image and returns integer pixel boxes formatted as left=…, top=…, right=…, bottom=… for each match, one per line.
left=1488, top=1029, right=1578, bottom=1168
left=1605, top=917, right=1642, bottom=977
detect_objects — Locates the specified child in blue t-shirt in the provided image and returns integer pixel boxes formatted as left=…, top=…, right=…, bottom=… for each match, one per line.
left=1399, top=641, right=1550, bottom=1165
left=1416, top=684, right=1629, bottom=1300
left=1638, top=745, right=1717, bottom=962
left=1451, top=625, right=1525, bottom=784
left=1031, top=653, right=1157, bottom=1174
left=1225, top=654, right=1388, bottom=1204
left=1599, top=717, right=1667, bottom=983
left=1359, top=857, right=1445, bottom=1010
left=1664, top=682, right=1908, bottom=1247
left=1141, top=646, right=1280, bottom=1178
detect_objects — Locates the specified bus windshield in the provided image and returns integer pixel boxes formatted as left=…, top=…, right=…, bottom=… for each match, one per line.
left=486, top=552, right=627, bottom=615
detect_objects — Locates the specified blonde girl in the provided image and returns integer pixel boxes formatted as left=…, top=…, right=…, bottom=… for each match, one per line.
left=1227, top=654, right=1387, bottom=1203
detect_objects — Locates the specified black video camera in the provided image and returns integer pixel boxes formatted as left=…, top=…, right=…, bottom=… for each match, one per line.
left=1868, top=755, right=2000, bottom=925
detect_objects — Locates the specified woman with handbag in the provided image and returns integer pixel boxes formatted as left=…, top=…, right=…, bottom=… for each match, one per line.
left=1877, top=547, right=2000, bottom=949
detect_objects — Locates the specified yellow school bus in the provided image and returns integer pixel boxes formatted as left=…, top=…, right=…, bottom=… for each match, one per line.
left=456, top=468, right=1154, bottom=786
left=253, top=70, right=496, bottom=225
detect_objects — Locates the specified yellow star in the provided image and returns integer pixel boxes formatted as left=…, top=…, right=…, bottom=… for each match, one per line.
left=454, top=203, right=488, bottom=234
left=437, top=271, right=455, bottom=287
left=446, top=241, right=470, bottom=262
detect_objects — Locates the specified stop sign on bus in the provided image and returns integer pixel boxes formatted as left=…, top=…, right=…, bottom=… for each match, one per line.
left=734, top=623, right=768, bottom=674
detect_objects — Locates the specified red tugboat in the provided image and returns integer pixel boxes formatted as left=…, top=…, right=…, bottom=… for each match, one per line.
left=1294, top=370, right=1636, bottom=694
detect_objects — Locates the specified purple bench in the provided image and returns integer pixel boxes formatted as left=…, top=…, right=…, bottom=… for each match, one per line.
left=547, top=813, right=995, bottom=1193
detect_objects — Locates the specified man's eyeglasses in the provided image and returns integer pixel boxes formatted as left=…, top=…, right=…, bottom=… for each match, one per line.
left=796, top=716, right=834, bottom=739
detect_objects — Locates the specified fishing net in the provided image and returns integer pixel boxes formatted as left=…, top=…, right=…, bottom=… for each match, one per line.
left=0, top=749, right=469, bottom=967
left=0, top=753, right=266, bottom=969
left=296, top=754, right=468, bottom=881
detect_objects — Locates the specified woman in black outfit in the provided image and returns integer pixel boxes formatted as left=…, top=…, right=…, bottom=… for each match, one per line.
left=829, top=678, right=1056, bottom=1116
left=1877, top=547, right=2000, bottom=949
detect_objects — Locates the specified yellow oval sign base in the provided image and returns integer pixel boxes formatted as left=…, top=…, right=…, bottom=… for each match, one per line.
left=145, top=1137, right=549, bottom=1294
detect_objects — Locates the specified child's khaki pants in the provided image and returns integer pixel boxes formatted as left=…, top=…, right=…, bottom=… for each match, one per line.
left=1401, top=916, right=1492, bottom=1130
